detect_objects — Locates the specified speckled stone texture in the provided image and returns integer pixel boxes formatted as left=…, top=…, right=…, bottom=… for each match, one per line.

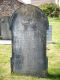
left=0, top=16, right=11, bottom=39
left=10, top=3, right=49, bottom=77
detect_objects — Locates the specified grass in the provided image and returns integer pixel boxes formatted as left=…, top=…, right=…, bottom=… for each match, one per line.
left=0, top=18, right=60, bottom=80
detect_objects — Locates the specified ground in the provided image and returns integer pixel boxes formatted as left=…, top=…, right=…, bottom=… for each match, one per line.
left=0, top=18, right=60, bottom=80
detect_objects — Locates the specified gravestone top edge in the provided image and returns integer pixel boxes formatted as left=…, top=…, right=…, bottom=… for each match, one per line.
left=9, top=4, right=49, bottom=31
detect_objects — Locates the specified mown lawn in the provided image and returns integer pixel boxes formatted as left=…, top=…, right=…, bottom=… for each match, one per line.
left=0, top=18, right=60, bottom=80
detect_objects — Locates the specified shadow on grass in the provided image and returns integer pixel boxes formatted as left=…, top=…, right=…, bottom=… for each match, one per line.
left=11, top=72, right=60, bottom=79
left=48, top=73, right=60, bottom=79
left=0, top=73, right=60, bottom=80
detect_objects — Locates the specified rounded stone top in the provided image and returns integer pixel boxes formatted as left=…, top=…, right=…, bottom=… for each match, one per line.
left=9, top=3, right=49, bottom=31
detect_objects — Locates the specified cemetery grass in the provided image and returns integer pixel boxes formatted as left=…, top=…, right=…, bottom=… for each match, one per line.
left=0, top=18, right=60, bottom=80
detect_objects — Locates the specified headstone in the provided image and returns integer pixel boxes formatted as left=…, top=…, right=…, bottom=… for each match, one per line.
left=10, top=3, right=49, bottom=77
left=0, top=16, right=11, bottom=40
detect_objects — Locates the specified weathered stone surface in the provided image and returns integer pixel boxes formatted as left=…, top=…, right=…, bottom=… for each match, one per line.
left=0, top=16, right=11, bottom=39
left=0, top=0, right=23, bottom=39
left=10, top=3, right=49, bottom=77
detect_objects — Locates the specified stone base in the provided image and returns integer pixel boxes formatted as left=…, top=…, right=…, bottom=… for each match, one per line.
left=12, top=71, right=48, bottom=78
left=19, top=71, right=48, bottom=78
left=11, top=56, right=48, bottom=77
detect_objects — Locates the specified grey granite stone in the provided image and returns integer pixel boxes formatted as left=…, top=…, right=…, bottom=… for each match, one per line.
left=0, top=16, right=11, bottom=39
left=10, top=3, right=49, bottom=77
